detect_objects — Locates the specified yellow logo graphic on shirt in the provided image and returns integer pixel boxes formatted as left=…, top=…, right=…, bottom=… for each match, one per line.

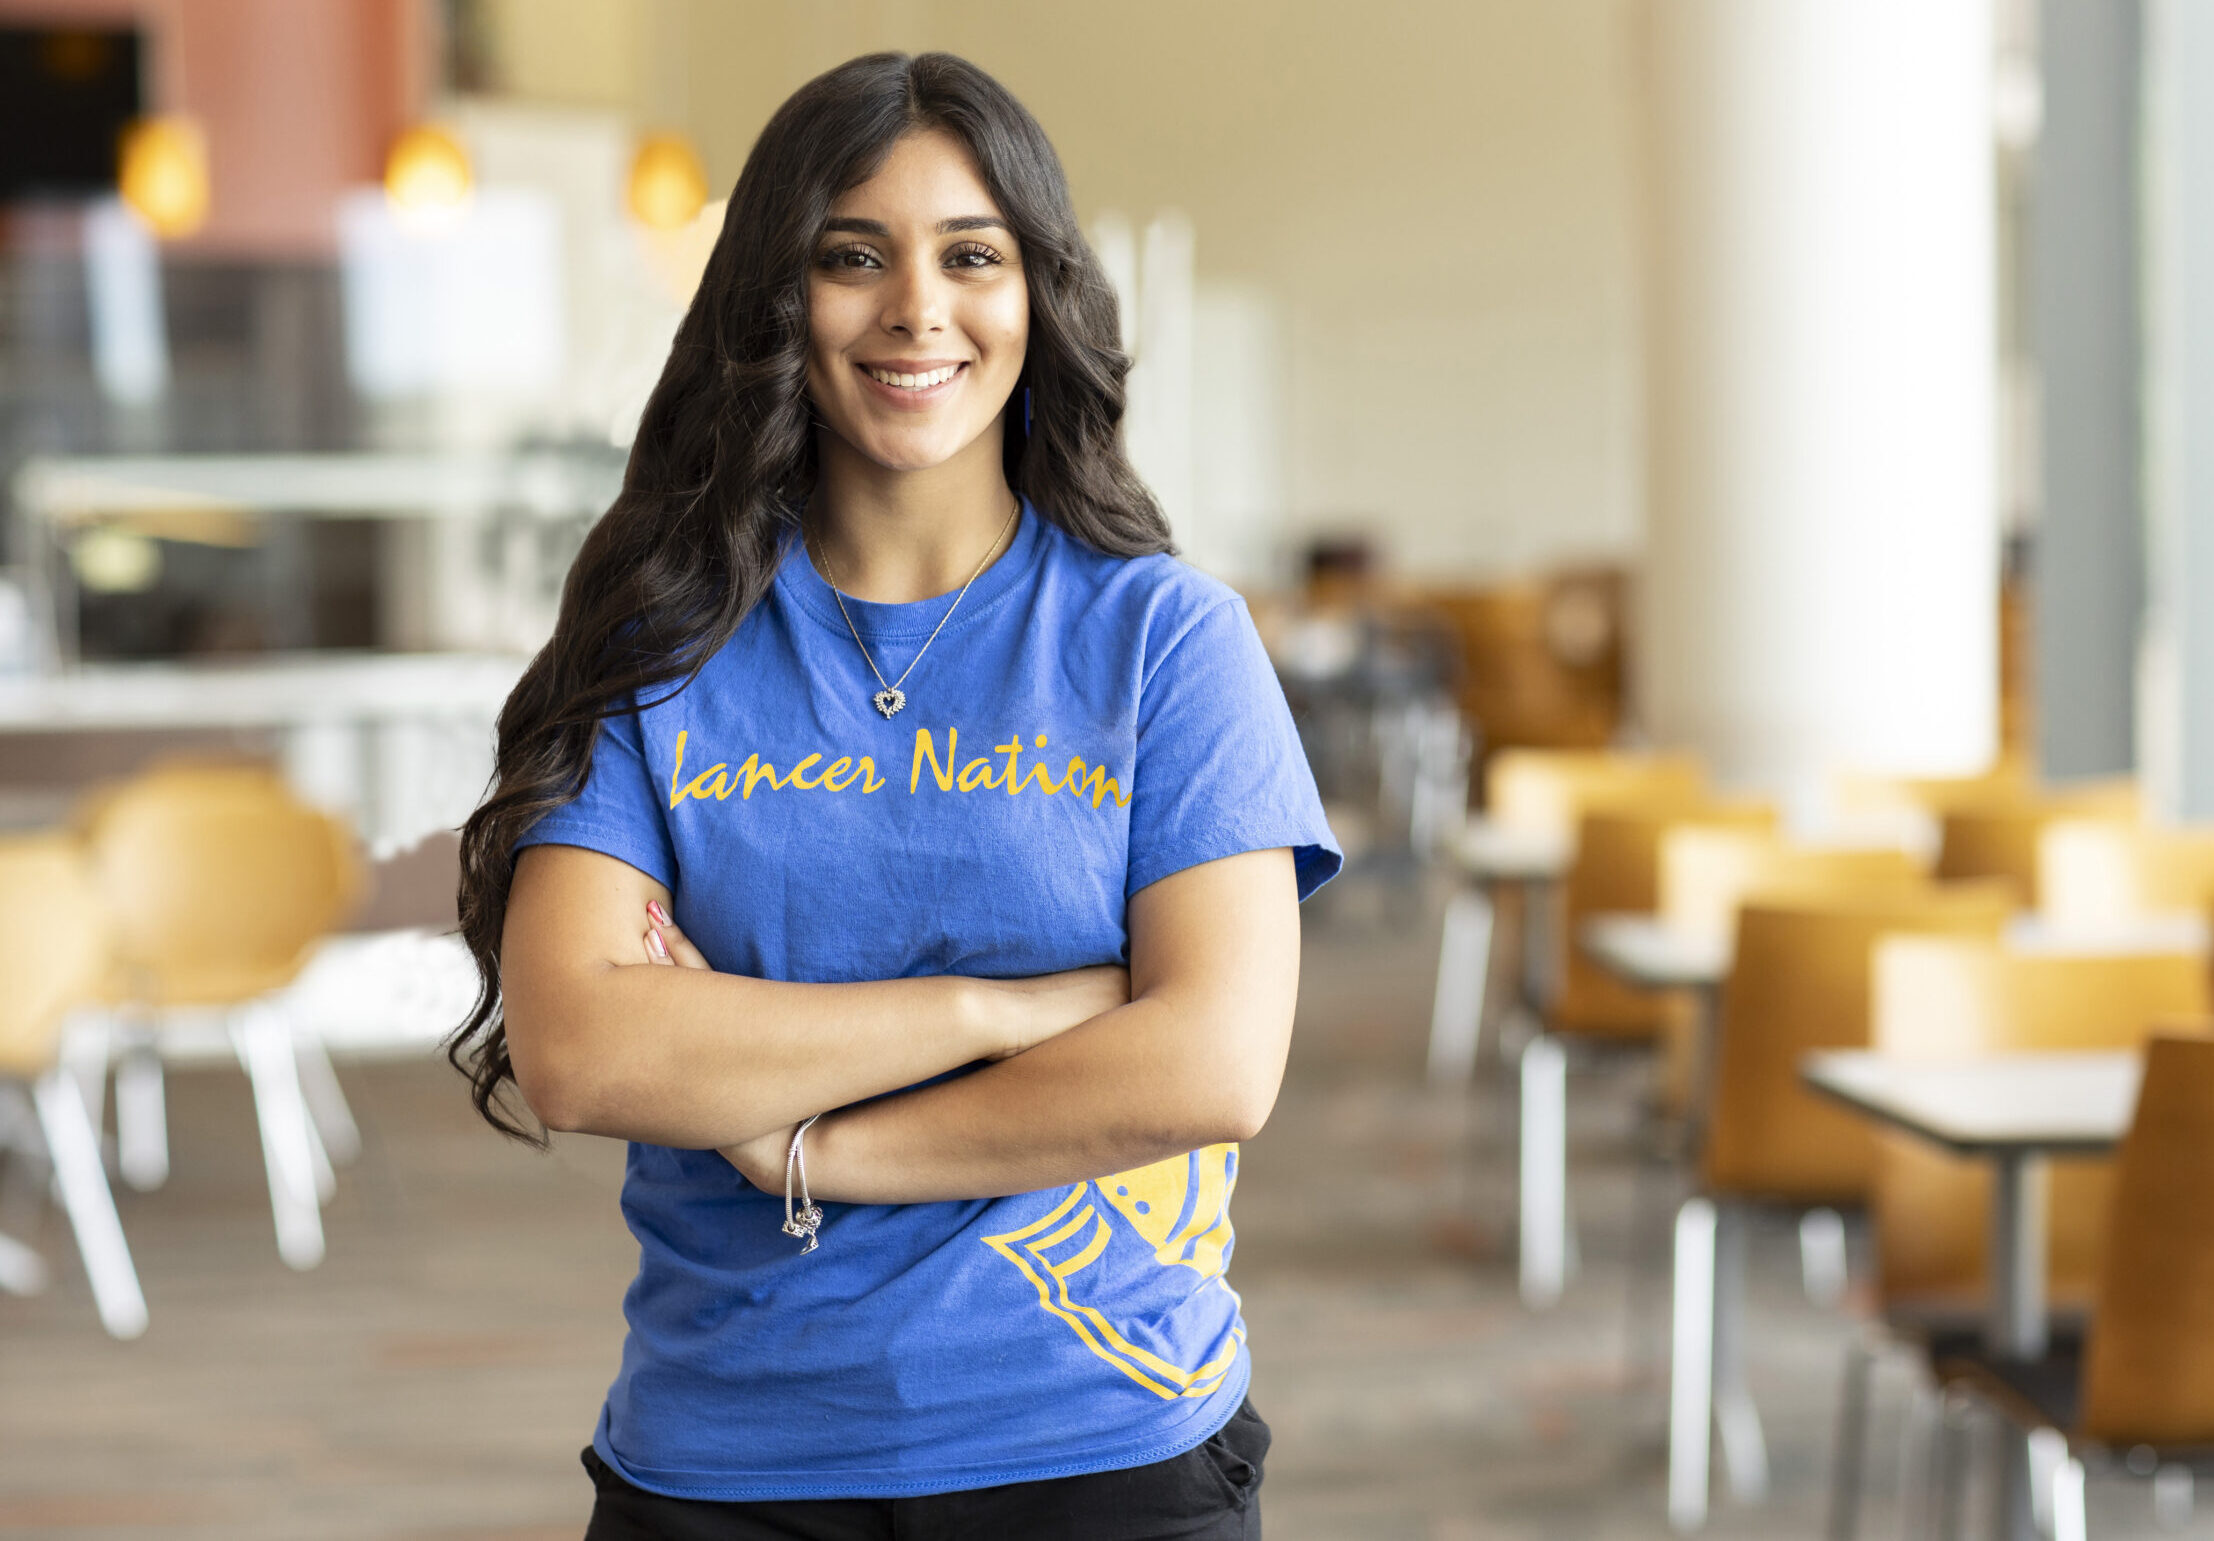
left=665, top=727, right=1131, bottom=811
left=982, top=1144, right=1243, bottom=1400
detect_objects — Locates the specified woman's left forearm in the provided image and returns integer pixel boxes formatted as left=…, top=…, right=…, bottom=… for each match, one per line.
left=752, top=990, right=1286, bottom=1204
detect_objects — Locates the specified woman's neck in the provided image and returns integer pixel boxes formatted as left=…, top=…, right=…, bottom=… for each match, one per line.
left=808, top=428, right=1018, bottom=604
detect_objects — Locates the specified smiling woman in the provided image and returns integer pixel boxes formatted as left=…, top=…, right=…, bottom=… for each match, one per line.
left=450, top=52, right=1337, bottom=1541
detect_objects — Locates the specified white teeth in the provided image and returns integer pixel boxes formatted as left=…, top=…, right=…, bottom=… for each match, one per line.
left=867, top=364, right=959, bottom=389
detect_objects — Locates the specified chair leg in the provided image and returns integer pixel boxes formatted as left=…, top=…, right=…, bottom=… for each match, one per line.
left=0, top=1229, right=48, bottom=1295
left=31, top=1068, right=147, bottom=1339
left=231, top=1006, right=325, bottom=1271
left=302, top=1091, right=336, bottom=1204
left=1827, top=1334, right=1876, bottom=1541
left=1519, top=1032, right=1571, bottom=1307
left=56, top=1014, right=111, bottom=1147
left=291, top=1031, right=361, bottom=1166
left=2028, top=1427, right=2068, bottom=1536
left=1712, top=1202, right=1769, bottom=1503
left=1934, top=1390, right=1972, bottom=1541
left=2152, top=1464, right=2193, bottom=1531
left=1669, top=1196, right=1718, bottom=1533
left=114, top=1044, right=168, bottom=1191
left=0, top=1081, right=46, bottom=1236
left=1898, top=1379, right=1942, bottom=1541
left=2051, top=1454, right=2087, bottom=1541
left=1799, top=1206, right=1849, bottom=1310
left=1428, top=886, right=1495, bottom=1085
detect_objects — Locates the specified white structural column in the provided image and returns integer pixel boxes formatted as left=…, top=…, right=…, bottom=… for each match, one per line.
left=2141, top=0, right=2214, bottom=820
left=1637, top=1, right=1999, bottom=798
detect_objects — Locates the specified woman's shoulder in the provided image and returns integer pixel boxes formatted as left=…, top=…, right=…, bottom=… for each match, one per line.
left=1036, top=520, right=1247, bottom=644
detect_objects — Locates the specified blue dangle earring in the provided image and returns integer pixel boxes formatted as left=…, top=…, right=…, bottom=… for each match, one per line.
left=1023, top=386, right=1034, bottom=438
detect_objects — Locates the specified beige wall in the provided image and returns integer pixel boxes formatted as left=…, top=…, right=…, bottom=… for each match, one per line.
left=479, top=0, right=1642, bottom=581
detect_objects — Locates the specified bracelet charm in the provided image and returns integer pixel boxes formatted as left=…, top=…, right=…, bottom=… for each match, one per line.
left=783, top=1113, right=825, bottom=1254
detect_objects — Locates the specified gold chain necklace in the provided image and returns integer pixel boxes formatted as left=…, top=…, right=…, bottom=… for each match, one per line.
left=807, top=496, right=1020, bottom=719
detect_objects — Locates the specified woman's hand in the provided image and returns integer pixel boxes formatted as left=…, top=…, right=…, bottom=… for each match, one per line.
left=643, top=899, right=712, bottom=970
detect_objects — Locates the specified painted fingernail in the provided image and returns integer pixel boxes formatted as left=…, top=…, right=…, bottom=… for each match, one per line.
left=648, top=928, right=669, bottom=960
left=648, top=900, right=670, bottom=926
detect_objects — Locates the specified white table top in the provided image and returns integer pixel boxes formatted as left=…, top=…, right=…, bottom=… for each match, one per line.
left=1574, top=913, right=2206, bottom=997
left=11, top=451, right=623, bottom=523
left=1449, top=817, right=1571, bottom=882
left=1579, top=914, right=1730, bottom=990
left=1800, top=1049, right=2141, bottom=1158
left=0, top=652, right=528, bottom=732
left=2004, top=911, right=2211, bottom=956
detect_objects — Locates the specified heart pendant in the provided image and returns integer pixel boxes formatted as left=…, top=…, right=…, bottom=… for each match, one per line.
left=872, top=687, right=907, bottom=719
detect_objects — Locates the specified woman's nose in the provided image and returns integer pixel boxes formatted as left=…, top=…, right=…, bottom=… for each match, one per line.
left=880, top=262, right=949, bottom=337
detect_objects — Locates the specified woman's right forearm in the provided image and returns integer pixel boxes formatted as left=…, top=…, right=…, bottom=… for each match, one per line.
left=508, top=964, right=1002, bottom=1148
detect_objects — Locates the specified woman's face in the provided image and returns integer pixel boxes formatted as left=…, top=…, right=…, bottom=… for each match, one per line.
left=806, top=128, right=1030, bottom=476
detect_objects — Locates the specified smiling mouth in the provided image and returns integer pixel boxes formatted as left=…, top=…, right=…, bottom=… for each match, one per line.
left=861, top=363, right=965, bottom=390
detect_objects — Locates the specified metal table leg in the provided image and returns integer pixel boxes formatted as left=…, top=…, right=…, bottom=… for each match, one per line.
left=1515, top=874, right=1578, bottom=1307
left=1670, top=1196, right=1718, bottom=1532
left=1520, top=1032, right=1570, bottom=1306
left=1712, top=1204, right=1770, bottom=1503
left=1989, top=1151, right=2049, bottom=1541
left=1428, top=883, right=1496, bottom=1084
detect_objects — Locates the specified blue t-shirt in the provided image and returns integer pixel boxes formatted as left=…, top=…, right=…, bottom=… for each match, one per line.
left=515, top=500, right=1340, bottom=1500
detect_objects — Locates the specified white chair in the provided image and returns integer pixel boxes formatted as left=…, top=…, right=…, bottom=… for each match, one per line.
left=83, top=763, right=364, bottom=1270
left=0, top=832, right=148, bottom=1338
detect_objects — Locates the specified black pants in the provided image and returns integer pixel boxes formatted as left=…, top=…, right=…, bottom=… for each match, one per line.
left=581, top=1399, right=1268, bottom=1541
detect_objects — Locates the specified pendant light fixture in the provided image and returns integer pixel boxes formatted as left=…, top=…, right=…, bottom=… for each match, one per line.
left=627, top=131, right=709, bottom=230
left=116, top=113, right=209, bottom=239
left=383, top=123, right=473, bottom=217
left=117, top=2, right=209, bottom=240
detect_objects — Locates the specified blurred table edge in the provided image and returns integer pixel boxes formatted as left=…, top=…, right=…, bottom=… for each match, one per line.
left=1578, top=913, right=1730, bottom=991
left=11, top=449, right=626, bottom=525
left=1798, top=1048, right=2139, bottom=1159
left=0, top=651, right=529, bottom=732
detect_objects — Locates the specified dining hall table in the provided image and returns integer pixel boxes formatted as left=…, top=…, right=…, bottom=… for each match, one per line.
left=1801, top=1047, right=2143, bottom=1541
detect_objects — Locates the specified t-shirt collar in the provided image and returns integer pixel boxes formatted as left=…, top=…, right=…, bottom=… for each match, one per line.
left=776, top=496, right=1044, bottom=643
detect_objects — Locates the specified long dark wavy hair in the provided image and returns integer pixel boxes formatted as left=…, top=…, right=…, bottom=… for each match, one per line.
left=449, top=52, right=1172, bottom=1140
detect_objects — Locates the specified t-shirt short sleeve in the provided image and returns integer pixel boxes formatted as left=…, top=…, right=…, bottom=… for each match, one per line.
left=512, top=703, right=679, bottom=892
left=1124, top=597, right=1342, bottom=901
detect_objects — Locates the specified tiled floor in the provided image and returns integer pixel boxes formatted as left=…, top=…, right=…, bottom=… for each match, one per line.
left=0, top=875, right=2199, bottom=1538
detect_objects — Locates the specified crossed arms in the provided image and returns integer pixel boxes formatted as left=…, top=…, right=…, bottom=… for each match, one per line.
left=497, top=842, right=1301, bottom=1203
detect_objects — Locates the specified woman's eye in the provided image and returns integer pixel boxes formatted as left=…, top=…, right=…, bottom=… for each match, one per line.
left=818, top=245, right=882, bottom=271
left=944, top=242, right=1004, bottom=270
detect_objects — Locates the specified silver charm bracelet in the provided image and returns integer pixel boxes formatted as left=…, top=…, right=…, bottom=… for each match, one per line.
left=782, top=1113, right=825, bottom=1253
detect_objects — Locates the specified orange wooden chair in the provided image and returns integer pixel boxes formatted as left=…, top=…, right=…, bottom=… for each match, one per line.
left=1430, top=747, right=1704, bottom=1082
left=1652, top=829, right=1928, bottom=1117
left=2038, top=820, right=2214, bottom=935
left=1668, top=885, right=2014, bottom=1531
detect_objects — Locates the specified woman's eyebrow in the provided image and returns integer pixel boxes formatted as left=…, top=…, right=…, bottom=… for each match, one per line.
left=818, top=215, right=1010, bottom=237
